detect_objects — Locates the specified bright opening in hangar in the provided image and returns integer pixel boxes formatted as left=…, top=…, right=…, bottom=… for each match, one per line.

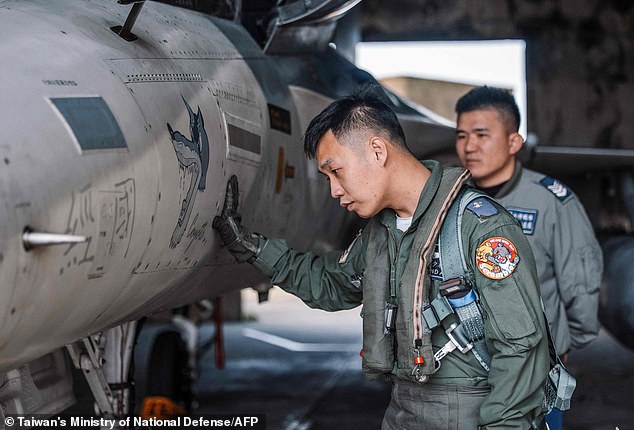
left=355, top=40, right=527, bottom=139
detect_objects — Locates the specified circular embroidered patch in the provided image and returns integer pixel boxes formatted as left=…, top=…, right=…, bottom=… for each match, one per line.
left=475, top=236, right=520, bottom=280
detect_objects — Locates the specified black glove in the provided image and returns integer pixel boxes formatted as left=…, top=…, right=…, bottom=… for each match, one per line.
left=212, top=175, right=262, bottom=263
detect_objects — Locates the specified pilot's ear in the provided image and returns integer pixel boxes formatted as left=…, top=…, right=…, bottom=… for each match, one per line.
left=508, top=132, right=524, bottom=155
left=369, top=136, right=388, bottom=166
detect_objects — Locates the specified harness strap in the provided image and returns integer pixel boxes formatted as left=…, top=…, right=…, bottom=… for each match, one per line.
left=411, top=168, right=471, bottom=382
left=454, top=299, right=490, bottom=371
left=431, top=189, right=491, bottom=371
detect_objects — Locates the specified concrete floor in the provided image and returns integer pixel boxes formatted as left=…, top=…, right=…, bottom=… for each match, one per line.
left=196, top=288, right=388, bottom=430
left=195, top=287, right=634, bottom=430
left=565, top=329, right=634, bottom=430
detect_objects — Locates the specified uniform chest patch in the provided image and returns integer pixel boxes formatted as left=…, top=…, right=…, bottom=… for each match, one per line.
left=507, top=208, right=538, bottom=235
left=539, top=176, right=572, bottom=202
left=476, top=237, right=520, bottom=280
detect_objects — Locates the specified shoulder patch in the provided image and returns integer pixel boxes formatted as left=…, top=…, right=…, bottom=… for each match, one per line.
left=466, top=196, right=499, bottom=219
left=507, top=208, right=538, bottom=235
left=539, top=176, right=572, bottom=202
left=475, top=237, right=520, bottom=280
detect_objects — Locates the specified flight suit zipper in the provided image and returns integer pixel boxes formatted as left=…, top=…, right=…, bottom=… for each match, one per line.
left=386, top=226, right=406, bottom=299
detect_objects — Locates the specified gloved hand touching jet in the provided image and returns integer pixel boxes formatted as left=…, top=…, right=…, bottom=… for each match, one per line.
left=212, top=175, right=263, bottom=263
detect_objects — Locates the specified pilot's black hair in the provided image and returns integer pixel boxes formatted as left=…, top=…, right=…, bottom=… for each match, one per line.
left=455, top=85, right=521, bottom=133
left=303, top=84, right=408, bottom=159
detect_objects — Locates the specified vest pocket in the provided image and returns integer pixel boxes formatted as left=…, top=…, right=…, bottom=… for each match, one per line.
left=362, top=303, right=395, bottom=376
left=579, top=245, right=601, bottom=293
left=479, top=278, right=537, bottom=342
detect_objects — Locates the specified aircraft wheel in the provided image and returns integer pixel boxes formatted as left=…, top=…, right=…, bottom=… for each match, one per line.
left=135, top=329, right=192, bottom=417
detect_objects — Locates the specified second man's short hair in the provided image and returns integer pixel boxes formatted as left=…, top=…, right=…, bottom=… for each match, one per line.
left=455, top=85, right=521, bottom=133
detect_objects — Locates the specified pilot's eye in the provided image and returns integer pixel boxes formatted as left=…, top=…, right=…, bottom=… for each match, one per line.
left=332, top=169, right=340, bottom=177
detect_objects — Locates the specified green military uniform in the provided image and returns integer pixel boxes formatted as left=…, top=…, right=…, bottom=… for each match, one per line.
left=253, top=161, right=550, bottom=429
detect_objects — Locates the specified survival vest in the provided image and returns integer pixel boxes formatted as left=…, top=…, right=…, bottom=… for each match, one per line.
left=361, top=165, right=470, bottom=382
left=361, top=166, right=575, bottom=421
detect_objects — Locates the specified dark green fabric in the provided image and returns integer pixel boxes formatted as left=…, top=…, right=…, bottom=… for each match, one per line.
left=381, top=381, right=490, bottom=430
left=362, top=163, right=469, bottom=381
left=431, top=199, right=550, bottom=428
left=252, top=161, right=549, bottom=429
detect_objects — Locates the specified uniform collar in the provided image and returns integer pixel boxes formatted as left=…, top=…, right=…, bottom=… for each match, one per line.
left=378, top=159, right=441, bottom=229
left=494, top=160, right=523, bottom=198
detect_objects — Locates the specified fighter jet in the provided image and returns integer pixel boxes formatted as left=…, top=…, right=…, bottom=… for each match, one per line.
left=3, top=0, right=632, bottom=421
left=0, top=0, right=455, bottom=419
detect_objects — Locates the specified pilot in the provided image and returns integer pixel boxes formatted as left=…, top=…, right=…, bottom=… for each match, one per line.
left=454, top=85, right=602, bottom=430
left=213, top=86, right=551, bottom=429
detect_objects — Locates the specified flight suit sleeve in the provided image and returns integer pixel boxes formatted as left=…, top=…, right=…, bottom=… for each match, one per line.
left=552, top=196, right=602, bottom=350
left=464, top=215, right=550, bottom=429
left=250, top=230, right=367, bottom=311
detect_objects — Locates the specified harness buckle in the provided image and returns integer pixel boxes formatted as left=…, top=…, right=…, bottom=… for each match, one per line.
left=439, top=277, right=472, bottom=298
left=432, top=323, right=475, bottom=371
left=445, top=322, right=473, bottom=354
left=434, top=340, right=456, bottom=362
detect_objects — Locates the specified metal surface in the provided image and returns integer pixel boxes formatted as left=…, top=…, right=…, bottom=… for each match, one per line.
left=526, top=146, right=634, bottom=176
left=22, top=230, right=87, bottom=251
left=115, top=1, right=145, bottom=41
left=66, top=339, right=115, bottom=417
left=276, top=0, right=363, bottom=26
left=0, top=0, right=453, bottom=377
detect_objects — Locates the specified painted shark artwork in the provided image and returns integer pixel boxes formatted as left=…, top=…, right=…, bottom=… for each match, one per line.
left=167, top=97, right=210, bottom=248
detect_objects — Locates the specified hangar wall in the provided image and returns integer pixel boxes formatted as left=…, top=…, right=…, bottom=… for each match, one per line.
left=360, top=0, right=633, bottom=150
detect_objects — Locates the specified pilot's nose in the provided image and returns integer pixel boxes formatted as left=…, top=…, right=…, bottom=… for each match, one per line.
left=329, top=178, right=344, bottom=199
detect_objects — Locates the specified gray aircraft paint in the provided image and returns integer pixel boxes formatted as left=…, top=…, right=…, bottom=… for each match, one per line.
left=0, top=0, right=454, bottom=375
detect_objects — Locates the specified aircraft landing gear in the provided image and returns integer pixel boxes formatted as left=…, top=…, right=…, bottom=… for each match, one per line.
left=66, top=321, right=137, bottom=419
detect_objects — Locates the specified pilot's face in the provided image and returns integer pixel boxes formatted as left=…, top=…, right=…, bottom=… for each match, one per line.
left=316, top=130, right=383, bottom=218
left=455, top=108, right=522, bottom=188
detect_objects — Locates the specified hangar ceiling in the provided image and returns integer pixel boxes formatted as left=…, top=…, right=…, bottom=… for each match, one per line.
left=357, top=0, right=633, bottom=150
left=161, top=0, right=631, bottom=151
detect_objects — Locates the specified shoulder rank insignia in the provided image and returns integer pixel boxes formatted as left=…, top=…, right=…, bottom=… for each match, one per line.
left=539, top=176, right=572, bottom=202
left=507, top=208, right=538, bottom=235
left=475, top=237, right=520, bottom=280
left=466, top=196, right=499, bottom=219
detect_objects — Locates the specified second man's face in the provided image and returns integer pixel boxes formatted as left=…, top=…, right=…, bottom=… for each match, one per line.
left=455, top=108, right=520, bottom=188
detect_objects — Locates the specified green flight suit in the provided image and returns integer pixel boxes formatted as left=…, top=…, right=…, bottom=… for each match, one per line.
left=253, top=160, right=550, bottom=429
